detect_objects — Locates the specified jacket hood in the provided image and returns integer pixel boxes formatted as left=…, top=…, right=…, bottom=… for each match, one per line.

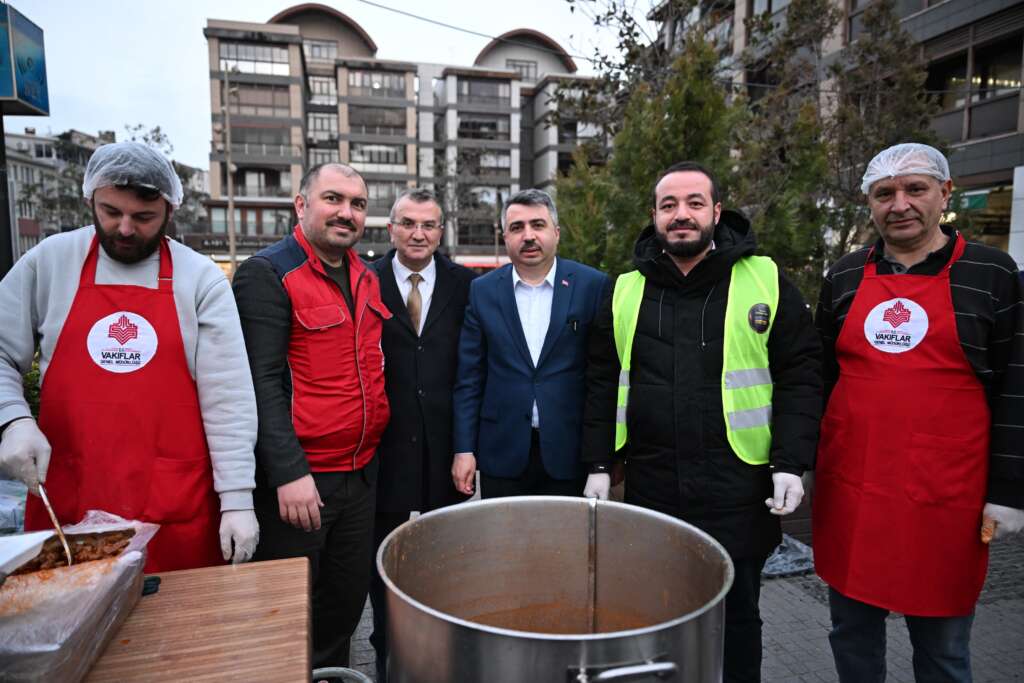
left=633, top=209, right=757, bottom=289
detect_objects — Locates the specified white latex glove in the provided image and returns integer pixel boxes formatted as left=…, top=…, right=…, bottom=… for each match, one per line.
left=220, top=509, right=259, bottom=564
left=982, top=503, right=1024, bottom=542
left=0, top=418, right=51, bottom=493
left=765, top=472, right=804, bottom=515
left=583, top=473, right=611, bottom=500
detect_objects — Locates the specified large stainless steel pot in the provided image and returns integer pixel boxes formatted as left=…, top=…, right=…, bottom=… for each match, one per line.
left=377, top=496, right=734, bottom=682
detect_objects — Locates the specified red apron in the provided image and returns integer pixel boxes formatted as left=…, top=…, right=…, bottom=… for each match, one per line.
left=813, top=234, right=989, bottom=617
left=24, top=236, right=223, bottom=572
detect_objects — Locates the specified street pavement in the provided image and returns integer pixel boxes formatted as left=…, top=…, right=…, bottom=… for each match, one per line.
left=349, top=532, right=1024, bottom=682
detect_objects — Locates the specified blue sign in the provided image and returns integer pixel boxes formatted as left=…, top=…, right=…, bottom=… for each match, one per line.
left=0, top=6, right=12, bottom=99
left=9, top=5, right=47, bottom=114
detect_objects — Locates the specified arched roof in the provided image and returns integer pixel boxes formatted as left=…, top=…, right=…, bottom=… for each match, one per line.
left=474, top=29, right=577, bottom=73
left=269, top=3, right=378, bottom=54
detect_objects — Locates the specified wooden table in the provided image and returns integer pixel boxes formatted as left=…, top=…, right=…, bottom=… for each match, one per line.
left=87, top=557, right=309, bottom=682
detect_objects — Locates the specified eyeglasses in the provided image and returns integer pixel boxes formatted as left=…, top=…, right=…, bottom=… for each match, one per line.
left=393, top=219, right=442, bottom=233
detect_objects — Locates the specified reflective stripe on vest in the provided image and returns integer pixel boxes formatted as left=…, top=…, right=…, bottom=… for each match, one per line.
left=611, top=256, right=779, bottom=463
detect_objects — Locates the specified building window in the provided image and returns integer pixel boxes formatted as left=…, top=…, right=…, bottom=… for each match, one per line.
left=223, top=168, right=289, bottom=198
left=210, top=207, right=241, bottom=235
left=33, top=143, right=53, bottom=159
left=308, top=113, right=338, bottom=142
left=506, top=59, right=538, bottom=81
left=752, top=0, right=790, bottom=16
left=16, top=199, right=34, bottom=219
left=457, top=113, right=511, bottom=140
left=926, top=53, right=968, bottom=112
left=348, top=105, right=407, bottom=136
left=219, top=42, right=289, bottom=76
left=261, top=208, right=294, bottom=236
left=308, top=76, right=337, bottom=106
left=457, top=79, right=511, bottom=106
left=348, top=70, right=406, bottom=98
left=350, top=143, right=406, bottom=165
left=367, top=181, right=406, bottom=211
left=224, top=83, right=291, bottom=117
left=925, top=33, right=1023, bottom=143
left=303, top=40, right=337, bottom=63
left=460, top=151, right=511, bottom=176
left=230, top=126, right=293, bottom=156
left=309, top=148, right=340, bottom=166
left=972, top=35, right=1023, bottom=103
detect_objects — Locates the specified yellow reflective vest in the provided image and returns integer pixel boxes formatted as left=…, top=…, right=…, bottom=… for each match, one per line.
left=611, top=256, right=779, bottom=464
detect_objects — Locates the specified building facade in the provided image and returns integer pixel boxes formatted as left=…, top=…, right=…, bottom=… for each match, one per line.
left=203, top=4, right=588, bottom=268
left=651, top=0, right=1024, bottom=265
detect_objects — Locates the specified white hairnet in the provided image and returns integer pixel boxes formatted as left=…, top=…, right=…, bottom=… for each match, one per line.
left=82, top=141, right=183, bottom=208
left=861, top=143, right=950, bottom=195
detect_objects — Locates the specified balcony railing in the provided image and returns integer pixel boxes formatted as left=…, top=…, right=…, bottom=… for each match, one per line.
left=350, top=161, right=408, bottom=174
left=213, top=142, right=302, bottom=158
left=457, top=94, right=511, bottom=107
left=457, top=129, right=511, bottom=141
left=349, top=124, right=407, bottom=136
left=349, top=86, right=406, bottom=99
left=969, top=95, right=1018, bottom=140
left=309, top=94, right=337, bottom=106
left=368, top=196, right=398, bottom=209
left=307, top=130, right=339, bottom=143
left=225, top=185, right=293, bottom=198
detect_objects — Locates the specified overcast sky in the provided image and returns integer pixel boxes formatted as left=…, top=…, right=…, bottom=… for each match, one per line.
left=8, top=0, right=648, bottom=168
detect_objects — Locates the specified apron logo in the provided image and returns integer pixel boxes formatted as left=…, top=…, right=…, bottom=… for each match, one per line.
left=108, top=315, right=139, bottom=345
left=748, top=303, right=771, bottom=334
left=864, top=298, right=928, bottom=354
left=87, top=311, right=159, bottom=373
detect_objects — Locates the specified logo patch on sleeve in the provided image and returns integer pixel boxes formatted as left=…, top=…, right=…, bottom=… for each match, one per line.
left=863, top=298, right=928, bottom=354
left=87, top=312, right=159, bottom=373
left=748, top=303, right=771, bottom=334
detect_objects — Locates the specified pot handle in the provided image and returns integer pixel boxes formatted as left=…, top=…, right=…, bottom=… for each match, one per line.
left=590, top=661, right=678, bottom=681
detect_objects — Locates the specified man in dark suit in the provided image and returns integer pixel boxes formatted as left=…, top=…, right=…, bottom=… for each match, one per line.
left=452, top=188, right=610, bottom=498
left=368, top=187, right=476, bottom=682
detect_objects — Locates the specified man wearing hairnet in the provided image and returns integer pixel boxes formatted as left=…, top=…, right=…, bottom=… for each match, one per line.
left=813, top=143, right=1024, bottom=681
left=0, top=141, right=259, bottom=571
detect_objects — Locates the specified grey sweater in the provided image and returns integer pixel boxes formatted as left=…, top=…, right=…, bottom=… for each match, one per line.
left=0, top=227, right=256, bottom=511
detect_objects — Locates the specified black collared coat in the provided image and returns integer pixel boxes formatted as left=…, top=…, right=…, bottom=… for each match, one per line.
left=371, top=250, right=477, bottom=513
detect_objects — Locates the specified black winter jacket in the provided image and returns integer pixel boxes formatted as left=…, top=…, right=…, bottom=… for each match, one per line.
left=581, top=211, right=822, bottom=559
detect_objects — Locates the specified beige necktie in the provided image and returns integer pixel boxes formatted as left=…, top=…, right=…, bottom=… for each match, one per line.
left=407, top=273, right=423, bottom=335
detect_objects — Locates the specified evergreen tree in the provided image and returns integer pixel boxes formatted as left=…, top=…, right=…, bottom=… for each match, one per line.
left=556, top=34, right=744, bottom=275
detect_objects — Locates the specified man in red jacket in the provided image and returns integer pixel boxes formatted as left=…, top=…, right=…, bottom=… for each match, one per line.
left=232, top=163, right=391, bottom=668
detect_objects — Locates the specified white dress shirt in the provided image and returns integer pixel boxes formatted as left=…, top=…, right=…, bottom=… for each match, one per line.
left=392, top=256, right=436, bottom=335
left=511, top=258, right=557, bottom=428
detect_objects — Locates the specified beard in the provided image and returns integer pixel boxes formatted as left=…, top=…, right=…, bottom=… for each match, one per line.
left=94, top=209, right=168, bottom=264
left=655, top=218, right=715, bottom=258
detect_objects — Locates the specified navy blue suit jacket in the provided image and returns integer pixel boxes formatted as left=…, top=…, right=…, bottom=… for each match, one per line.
left=453, top=258, right=610, bottom=480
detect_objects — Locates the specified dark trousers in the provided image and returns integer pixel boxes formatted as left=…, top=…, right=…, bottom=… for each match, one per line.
left=723, top=556, right=768, bottom=683
left=253, top=461, right=377, bottom=669
left=480, top=428, right=584, bottom=498
left=828, top=587, right=974, bottom=683
left=369, top=510, right=408, bottom=683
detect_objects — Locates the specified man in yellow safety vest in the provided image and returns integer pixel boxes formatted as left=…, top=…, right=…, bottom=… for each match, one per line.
left=581, top=161, right=823, bottom=683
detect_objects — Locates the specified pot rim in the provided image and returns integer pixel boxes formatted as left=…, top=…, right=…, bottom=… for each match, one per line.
left=376, top=496, right=736, bottom=641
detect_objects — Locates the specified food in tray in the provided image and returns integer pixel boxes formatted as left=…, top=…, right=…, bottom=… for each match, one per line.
left=10, top=529, right=136, bottom=574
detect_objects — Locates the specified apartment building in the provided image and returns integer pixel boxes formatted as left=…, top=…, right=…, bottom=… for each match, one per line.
left=203, top=4, right=588, bottom=267
left=651, top=0, right=1024, bottom=265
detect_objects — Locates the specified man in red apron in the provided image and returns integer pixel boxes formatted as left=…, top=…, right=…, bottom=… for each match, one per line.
left=813, top=143, right=1024, bottom=681
left=0, top=142, right=259, bottom=572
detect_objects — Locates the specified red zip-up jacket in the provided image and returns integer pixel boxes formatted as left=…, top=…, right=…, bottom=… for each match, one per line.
left=238, top=226, right=391, bottom=475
